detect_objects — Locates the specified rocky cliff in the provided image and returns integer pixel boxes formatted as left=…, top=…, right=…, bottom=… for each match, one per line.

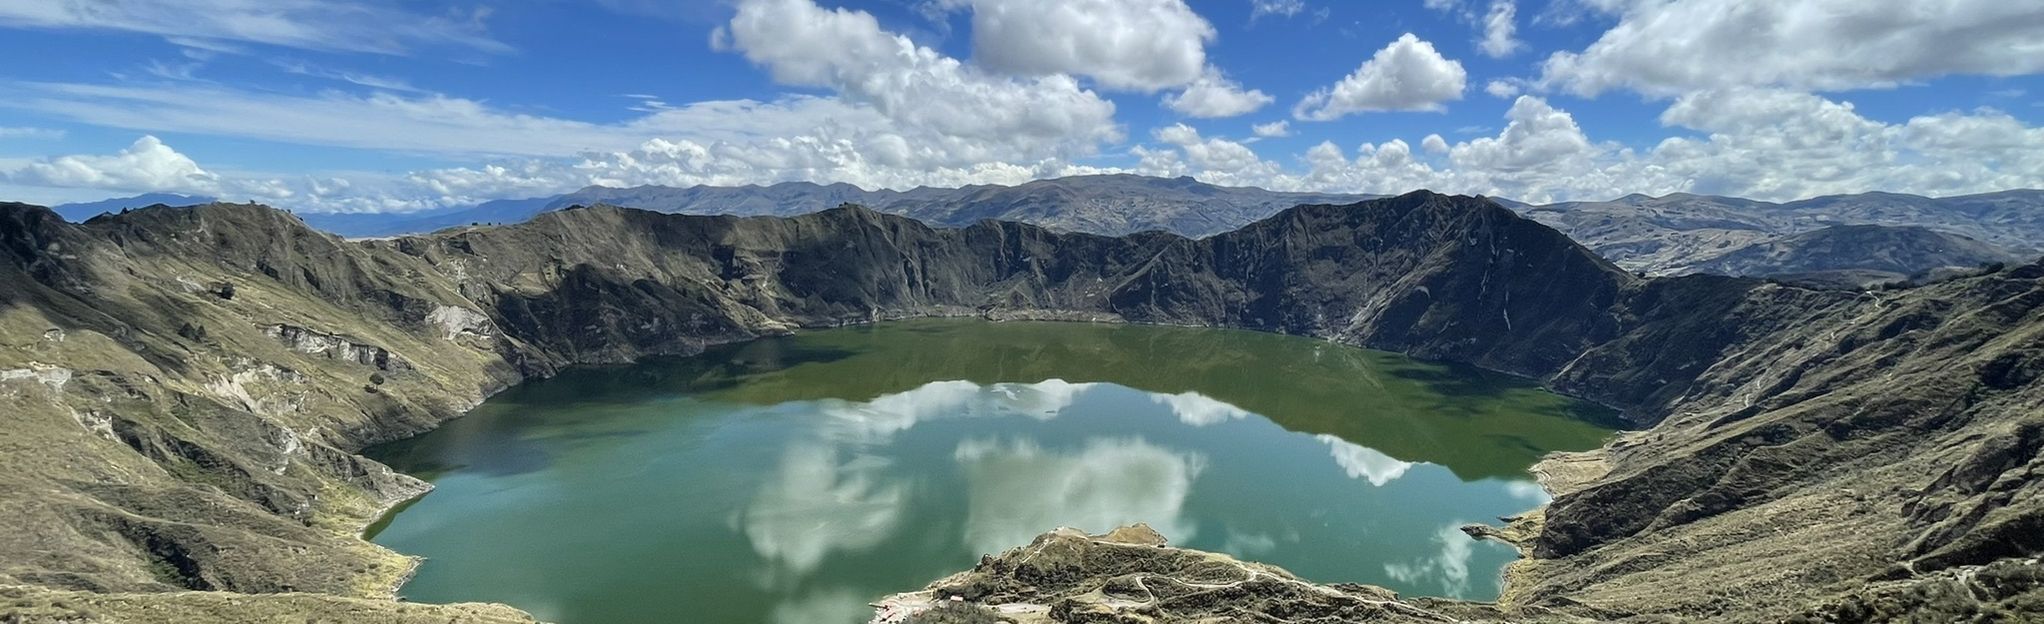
left=0, top=191, right=2038, bottom=622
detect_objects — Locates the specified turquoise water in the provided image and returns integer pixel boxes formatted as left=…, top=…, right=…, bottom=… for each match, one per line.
left=366, top=320, right=1615, bottom=624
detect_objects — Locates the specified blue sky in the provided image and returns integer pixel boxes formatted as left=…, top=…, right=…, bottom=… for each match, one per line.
left=0, top=0, right=2039, bottom=212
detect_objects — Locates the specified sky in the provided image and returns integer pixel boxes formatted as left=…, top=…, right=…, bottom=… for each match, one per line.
left=0, top=0, right=2039, bottom=213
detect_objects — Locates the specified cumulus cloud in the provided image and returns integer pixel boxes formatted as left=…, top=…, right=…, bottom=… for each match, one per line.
left=953, top=0, right=1214, bottom=92
left=1251, top=120, right=1292, bottom=138
left=1644, top=89, right=2044, bottom=200
left=5, top=135, right=220, bottom=194
left=26, top=85, right=2044, bottom=213
left=1421, top=133, right=1449, bottom=154
left=4, top=0, right=1146, bottom=211
left=1294, top=34, right=1466, bottom=120
left=0, top=0, right=507, bottom=55
left=1139, top=92, right=2044, bottom=203
left=1539, top=0, right=2044, bottom=96
left=1447, top=96, right=1602, bottom=182
left=1135, top=124, right=1282, bottom=187
left=1163, top=70, right=1274, bottom=118
left=1477, top=1, right=1522, bottom=58
left=723, top=0, right=1120, bottom=149
left=10, top=0, right=2040, bottom=213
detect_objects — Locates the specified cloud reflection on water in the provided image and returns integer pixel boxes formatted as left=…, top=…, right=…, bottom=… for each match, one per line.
left=1148, top=390, right=1251, bottom=426
left=1317, top=434, right=1416, bottom=486
left=954, top=437, right=1207, bottom=555
left=739, top=378, right=1424, bottom=594
left=1383, top=523, right=1477, bottom=598
left=742, top=443, right=906, bottom=576
left=813, top=379, right=1084, bottom=442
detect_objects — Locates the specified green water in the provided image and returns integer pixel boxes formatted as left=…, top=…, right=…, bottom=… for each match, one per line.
left=366, top=320, right=1615, bottom=624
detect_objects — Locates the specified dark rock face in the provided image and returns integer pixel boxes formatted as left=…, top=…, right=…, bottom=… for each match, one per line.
left=0, top=191, right=2040, bottom=622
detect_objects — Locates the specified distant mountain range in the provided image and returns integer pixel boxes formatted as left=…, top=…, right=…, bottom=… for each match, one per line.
left=1675, top=225, right=2027, bottom=288
left=9, top=194, right=2043, bottom=620
left=49, top=177, right=2044, bottom=286
left=51, top=192, right=217, bottom=222
left=1519, top=190, right=2044, bottom=276
left=540, top=174, right=1377, bottom=238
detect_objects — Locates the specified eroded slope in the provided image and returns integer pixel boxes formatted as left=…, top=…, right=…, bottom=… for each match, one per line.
left=0, top=191, right=2037, bottom=622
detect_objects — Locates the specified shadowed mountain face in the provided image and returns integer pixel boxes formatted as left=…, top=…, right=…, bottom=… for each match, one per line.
left=55, top=177, right=2042, bottom=288
left=1, top=191, right=2040, bottom=622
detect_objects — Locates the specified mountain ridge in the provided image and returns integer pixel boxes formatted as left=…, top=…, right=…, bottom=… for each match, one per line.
left=49, top=179, right=2044, bottom=286
left=2, top=193, right=2039, bottom=622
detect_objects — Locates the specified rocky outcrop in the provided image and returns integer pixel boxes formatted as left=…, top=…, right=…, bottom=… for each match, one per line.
left=262, top=324, right=413, bottom=372
left=871, top=525, right=1496, bottom=624
left=0, top=192, right=2039, bottom=622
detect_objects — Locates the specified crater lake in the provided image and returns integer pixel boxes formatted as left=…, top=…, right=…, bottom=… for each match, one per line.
left=365, top=319, right=1617, bottom=623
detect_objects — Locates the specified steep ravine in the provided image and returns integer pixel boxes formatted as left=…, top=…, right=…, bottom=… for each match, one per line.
left=0, top=192, right=2037, bottom=622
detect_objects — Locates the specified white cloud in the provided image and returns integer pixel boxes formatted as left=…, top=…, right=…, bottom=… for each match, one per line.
left=0, top=126, right=64, bottom=140
left=9, top=82, right=654, bottom=157
left=9, top=0, right=2039, bottom=216
left=723, top=0, right=1121, bottom=150
left=1539, top=0, right=2044, bottom=96
left=1251, top=0, right=1306, bottom=19
left=957, top=0, right=1214, bottom=92
left=1135, top=124, right=1283, bottom=187
left=1644, top=89, right=2044, bottom=200
left=1, top=0, right=1140, bottom=210
left=1163, top=70, right=1274, bottom=118
left=0, top=0, right=507, bottom=55
left=4, top=135, right=220, bottom=194
left=1421, top=133, right=1449, bottom=154
left=1294, top=34, right=1467, bottom=120
left=272, top=60, right=425, bottom=93
left=1252, top=120, right=1292, bottom=138
left=1138, top=91, right=2044, bottom=203
left=1477, top=1, right=1523, bottom=58
left=1448, top=96, right=1602, bottom=180
left=23, top=84, right=2044, bottom=213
